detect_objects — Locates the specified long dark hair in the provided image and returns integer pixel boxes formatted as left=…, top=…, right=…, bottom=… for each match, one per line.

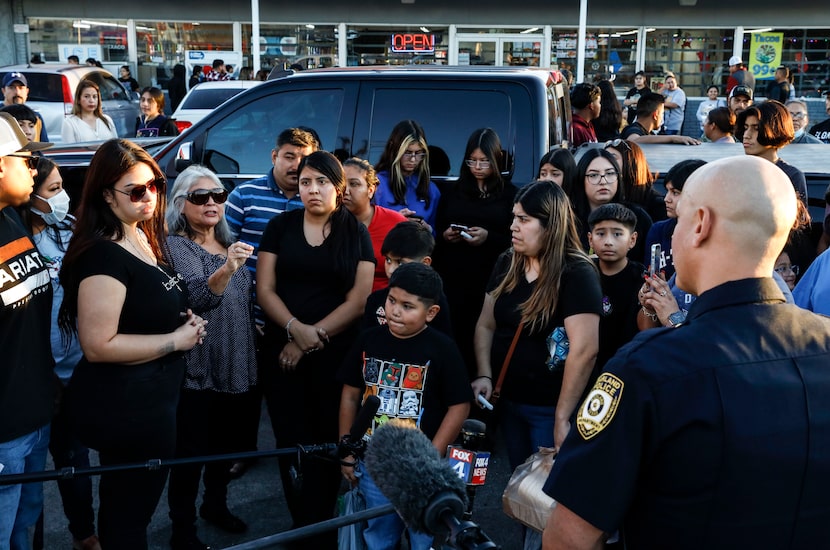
left=593, top=79, right=623, bottom=140
left=17, top=157, right=73, bottom=251
left=537, top=148, right=577, bottom=189
left=72, top=79, right=112, bottom=130
left=375, top=120, right=433, bottom=208
left=298, top=151, right=363, bottom=292
left=457, top=128, right=505, bottom=199
left=492, top=182, right=592, bottom=333
left=605, top=139, right=654, bottom=206
left=59, top=139, right=168, bottom=334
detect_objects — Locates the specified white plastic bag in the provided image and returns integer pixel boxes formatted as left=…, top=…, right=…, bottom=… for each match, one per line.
left=338, top=485, right=368, bottom=550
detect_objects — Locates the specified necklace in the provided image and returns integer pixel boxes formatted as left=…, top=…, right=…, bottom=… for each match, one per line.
left=123, top=236, right=183, bottom=292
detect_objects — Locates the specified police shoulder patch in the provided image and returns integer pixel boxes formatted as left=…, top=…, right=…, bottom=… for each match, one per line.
left=577, top=373, right=624, bottom=440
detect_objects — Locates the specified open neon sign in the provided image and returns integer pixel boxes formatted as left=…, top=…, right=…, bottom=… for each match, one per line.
left=390, top=33, right=435, bottom=53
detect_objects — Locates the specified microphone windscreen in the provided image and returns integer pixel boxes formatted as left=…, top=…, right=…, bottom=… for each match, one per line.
left=364, top=419, right=467, bottom=534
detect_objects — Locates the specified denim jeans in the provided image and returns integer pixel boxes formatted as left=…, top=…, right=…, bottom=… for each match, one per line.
left=355, top=462, right=434, bottom=550
left=499, top=399, right=556, bottom=471
left=0, top=423, right=51, bottom=550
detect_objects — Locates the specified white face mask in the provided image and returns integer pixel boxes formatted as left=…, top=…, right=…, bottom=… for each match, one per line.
left=794, top=128, right=805, bottom=139
left=32, top=189, right=70, bottom=225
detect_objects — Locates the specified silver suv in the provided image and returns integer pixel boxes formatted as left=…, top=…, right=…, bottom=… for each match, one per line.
left=0, top=64, right=140, bottom=143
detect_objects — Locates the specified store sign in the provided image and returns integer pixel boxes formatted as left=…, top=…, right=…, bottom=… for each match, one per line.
left=749, top=32, right=783, bottom=80
left=390, top=33, right=435, bottom=53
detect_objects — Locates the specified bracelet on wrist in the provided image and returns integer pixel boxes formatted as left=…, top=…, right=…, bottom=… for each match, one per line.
left=475, top=375, right=492, bottom=382
left=641, top=306, right=659, bottom=322
left=285, top=316, right=297, bottom=342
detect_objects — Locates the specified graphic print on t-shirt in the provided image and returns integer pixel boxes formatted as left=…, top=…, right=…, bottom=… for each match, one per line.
left=362, top=353, right=431, bottom=433
left=0, top=236, right=50, bottom=307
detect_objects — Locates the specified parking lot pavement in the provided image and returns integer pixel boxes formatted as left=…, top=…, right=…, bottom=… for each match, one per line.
left=42, top=404, right=525, bottom=550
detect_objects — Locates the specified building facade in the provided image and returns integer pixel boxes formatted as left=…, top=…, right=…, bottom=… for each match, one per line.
left=4, top=0, right=830, bottom=96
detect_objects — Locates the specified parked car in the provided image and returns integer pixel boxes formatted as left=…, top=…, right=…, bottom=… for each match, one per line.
left=158, top=65, right=572, bottom=190
left=0, top=63, right=140, bottom=144
left=170, top=80, right=264, bottom=133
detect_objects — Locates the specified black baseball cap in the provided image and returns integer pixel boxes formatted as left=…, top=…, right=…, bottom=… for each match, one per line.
left=729, top=85, right=753, bottom=100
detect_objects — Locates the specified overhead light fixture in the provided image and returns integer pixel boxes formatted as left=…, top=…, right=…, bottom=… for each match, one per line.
left=420, top=26, right=430, bottom=33
left=73, top=21, right=91, bottom=29
left=745, top=27, right=773, bottom=33
left=678, top=0, right=697, bottom=5
left=401, top=0, right=416, bottom=4
left=305, top=24, right=315, bottom=29
left=520, top=27, right=540, bottom=34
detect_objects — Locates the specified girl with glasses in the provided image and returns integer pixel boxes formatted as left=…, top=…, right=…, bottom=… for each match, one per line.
left=58, top=139, right=205, bottom=549
left=565, top=148, right=653, bottom=261
left=433, top=128, right=517, bottom=380
left=374, top=119, right=441, bottom=231
left=164, top=165, right=257, bottom=549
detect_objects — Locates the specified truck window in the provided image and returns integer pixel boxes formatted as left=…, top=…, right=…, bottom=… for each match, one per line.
left=364, top=88, right=519, bottom=179
left=201, top=88, right=346, bottom=175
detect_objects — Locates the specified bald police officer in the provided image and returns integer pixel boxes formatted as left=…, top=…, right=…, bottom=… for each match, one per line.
left=542, top=156, right=830, bottom=549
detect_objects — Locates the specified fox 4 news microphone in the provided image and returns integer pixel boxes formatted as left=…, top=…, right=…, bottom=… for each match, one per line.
left=364, top=419, right=499, bottom=549
left=338, top=394, right=381, bottom=463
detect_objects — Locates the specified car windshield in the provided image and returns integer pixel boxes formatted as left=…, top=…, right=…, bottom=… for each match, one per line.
left=180, top=88, right=246, bottom=110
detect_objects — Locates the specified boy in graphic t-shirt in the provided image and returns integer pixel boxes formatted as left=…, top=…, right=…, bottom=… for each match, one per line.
left=338, top=262, right=471, bottom=550
left=587, top=203, right=644, bottom=374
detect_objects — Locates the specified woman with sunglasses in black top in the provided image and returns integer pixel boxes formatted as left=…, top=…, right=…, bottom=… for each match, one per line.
left=58, top=139, right=206, bottom=550
left=163, top=165, right=257, bottom=550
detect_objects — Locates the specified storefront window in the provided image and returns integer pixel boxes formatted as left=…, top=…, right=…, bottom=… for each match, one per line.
left=550, top=28, right=639, bottom=91
left=242, top=24, right=338, bottom=72
left=643, top=28, right=734, bottom=96
left=345, top=27, right=449, bottom=66
left=769, top=29, right=830, bottom=97
left=27, top=18, right=129, bottom=64
left=134, top=22, right=232, bottom=87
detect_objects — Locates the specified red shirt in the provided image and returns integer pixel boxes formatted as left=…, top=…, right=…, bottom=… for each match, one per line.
left=570, top=113, right=598, bottom=147
left=368, top=206, right=408, bottom=291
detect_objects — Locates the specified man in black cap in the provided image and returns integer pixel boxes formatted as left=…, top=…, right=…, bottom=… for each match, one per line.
left=809, top=90, right=830, bottom=144
left=728, top=84, right=753, bottom=116
left=0, top=111, right=54, bottom=549
left=1, top=72, right=49, bottom=142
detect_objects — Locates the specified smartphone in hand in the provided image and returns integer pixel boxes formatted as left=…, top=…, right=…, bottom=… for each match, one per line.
left=649, top=244, right=662, bottom=277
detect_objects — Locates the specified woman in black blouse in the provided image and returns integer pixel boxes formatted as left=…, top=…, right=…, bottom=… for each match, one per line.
left=256, top=151, right=374, bottom=545
left=472, top=182, right=602, bottom=469
left=433, top=128, right=517, bottom=376
left=59, top=139, right=204, bottom=550
left=164, top=165, right=257, bottom=550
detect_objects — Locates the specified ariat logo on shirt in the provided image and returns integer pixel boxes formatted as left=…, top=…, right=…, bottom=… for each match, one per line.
left=577, top=373, right=624, bottom=440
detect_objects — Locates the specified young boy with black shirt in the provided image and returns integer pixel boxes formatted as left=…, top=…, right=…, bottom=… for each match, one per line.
left=587, top=203, right=645, bottom=372
left=339, top=262, right=471, bottom=550
left=361, top=220, right=453, bottom=336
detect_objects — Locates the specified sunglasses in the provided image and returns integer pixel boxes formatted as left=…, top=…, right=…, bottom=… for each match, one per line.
left=5, top=153, right=38, bottom=170
left=112, top=178, right=163, bottom=202
left=186, top=188, right=228, bottom=205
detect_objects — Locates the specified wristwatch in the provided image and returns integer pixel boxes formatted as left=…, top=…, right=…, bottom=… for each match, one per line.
left=667, top=310, right=687, bottom=328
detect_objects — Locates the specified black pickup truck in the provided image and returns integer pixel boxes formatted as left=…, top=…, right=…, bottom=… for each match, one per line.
left=156, top=65, right=572, bottom=188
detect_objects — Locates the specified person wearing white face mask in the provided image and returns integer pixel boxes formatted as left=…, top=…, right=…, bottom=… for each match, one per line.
left=785, top=100, right=823, bottom=144
left=17, top=157, right=101, bottom=550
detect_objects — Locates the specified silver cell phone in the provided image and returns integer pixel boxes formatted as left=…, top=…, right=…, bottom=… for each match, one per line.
left=450, top=223, right=469, bottom=232
left=649, top=244, right=661, bottom=276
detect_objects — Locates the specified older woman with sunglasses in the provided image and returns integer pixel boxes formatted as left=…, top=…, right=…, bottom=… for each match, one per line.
left=58, top=139, right=205, bottom=549
left=164, top=165, right=257, bottom=550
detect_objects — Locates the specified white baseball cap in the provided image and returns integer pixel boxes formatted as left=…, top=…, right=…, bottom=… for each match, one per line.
left=0, top=112, right=52, bottom=157
left=728, top=56, right=743, bottom=67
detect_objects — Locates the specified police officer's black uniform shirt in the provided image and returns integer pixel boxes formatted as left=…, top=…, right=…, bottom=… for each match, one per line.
left=544, top=278, right=830, bottom=548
